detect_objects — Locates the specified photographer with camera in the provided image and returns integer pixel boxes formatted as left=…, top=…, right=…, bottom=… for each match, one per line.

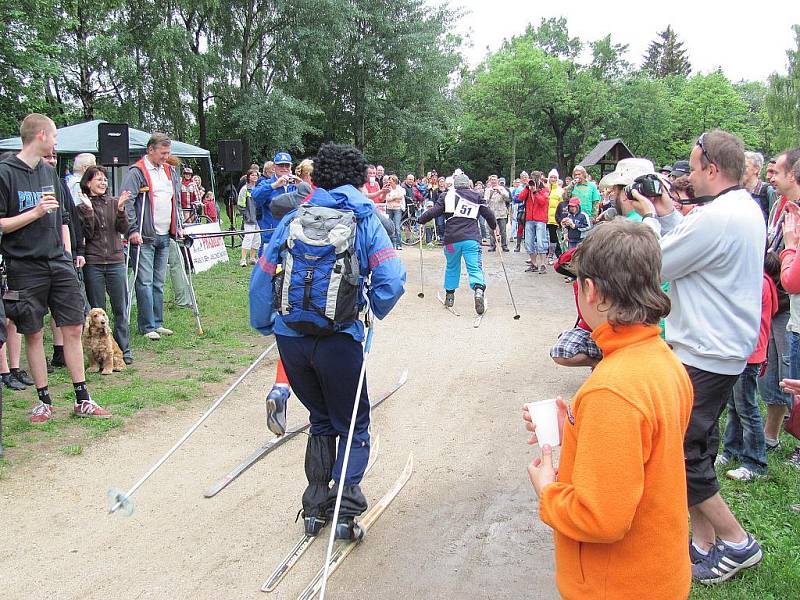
left=598, top=158, right=660, bottom=223
left=629, top=130, right=766, bottom=584
left=518, top=171, right=551, bottom=273
left=484, top=174, right=510, bottom=252
left=251, top=151, right=297, bottom=249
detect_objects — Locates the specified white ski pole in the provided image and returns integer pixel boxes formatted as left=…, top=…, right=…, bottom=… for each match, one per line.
left=126, top=197, right=146, bottom=322
left=107, top=342, right=277, bottom=515
left=178, top=242, right=204, bottom=335
left=319, top=319, right=375, bottom=600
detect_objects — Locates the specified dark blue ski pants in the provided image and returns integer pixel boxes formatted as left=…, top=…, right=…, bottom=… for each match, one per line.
left=275, top=333, right=371, bottom=485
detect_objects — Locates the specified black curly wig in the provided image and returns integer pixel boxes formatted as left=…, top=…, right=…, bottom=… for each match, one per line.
left=311, top=142, right=367, bottom=190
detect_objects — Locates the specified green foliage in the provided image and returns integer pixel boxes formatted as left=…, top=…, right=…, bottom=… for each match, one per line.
left=766, top=25, right=800, bottom=151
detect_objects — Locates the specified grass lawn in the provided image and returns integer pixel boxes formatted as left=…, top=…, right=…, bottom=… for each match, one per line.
left=690, top=414, right=800, bottom=600
left=0, top=243, right=268, bottom=472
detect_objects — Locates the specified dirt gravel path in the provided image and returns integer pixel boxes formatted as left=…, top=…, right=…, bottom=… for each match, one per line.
left=0, top=246, right=586, bottom=599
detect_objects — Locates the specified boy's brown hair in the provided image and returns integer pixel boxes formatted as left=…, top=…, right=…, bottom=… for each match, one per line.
left=574, top=219, right=670, bottom=326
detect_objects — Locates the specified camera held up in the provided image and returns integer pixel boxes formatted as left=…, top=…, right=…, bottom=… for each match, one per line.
left=625, top=173, right=663, bottom=201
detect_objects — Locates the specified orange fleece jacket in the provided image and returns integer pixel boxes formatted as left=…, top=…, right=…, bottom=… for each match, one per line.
left=539, top=323, right=693, bottom=600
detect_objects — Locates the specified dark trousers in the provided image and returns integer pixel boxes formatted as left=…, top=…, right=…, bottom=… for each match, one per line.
left=547, top=224, right=563, bottom=257
left=276, top=333, right=370, bottom=485
left=84, top=263, right=131, bottom=357
left=489, top=217, right=508, bottom=249
left=683, top=365, right=740, bottom=506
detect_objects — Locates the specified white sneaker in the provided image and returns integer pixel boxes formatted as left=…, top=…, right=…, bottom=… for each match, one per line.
left=725, top=467, right=762, bottom=481
left=714, top=454, right=730, bottom=468
left=240, top=259, right=247, bottom=267
left=155, top=327, right=173, bottom=336
left=144, top=331, right=161, bottom=340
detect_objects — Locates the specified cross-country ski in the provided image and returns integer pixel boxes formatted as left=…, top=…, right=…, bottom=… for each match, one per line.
left=436, top=291, right=461, bottom=317
left=205, top=369, right=407, bottom=498
left=260, top=436, right=381, bottom=593
left=296, top=454, right=414, bottom=600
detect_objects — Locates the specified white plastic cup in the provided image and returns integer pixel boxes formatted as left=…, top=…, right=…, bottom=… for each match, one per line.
left=526, top=399, right=560, bottom=447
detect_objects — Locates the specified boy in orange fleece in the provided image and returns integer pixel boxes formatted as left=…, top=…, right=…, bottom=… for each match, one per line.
left=525, top=219, right=694, bottom=599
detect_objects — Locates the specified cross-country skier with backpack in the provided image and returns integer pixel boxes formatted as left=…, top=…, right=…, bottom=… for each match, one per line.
left=249, top=142, right=406, bottom=541
left=417, top=171, right=498, bottom=315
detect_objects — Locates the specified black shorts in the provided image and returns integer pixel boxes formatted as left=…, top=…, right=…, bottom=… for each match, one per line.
left=3, top=257, right=85, bottom=334
left=683, top=364, right=739, bottom=506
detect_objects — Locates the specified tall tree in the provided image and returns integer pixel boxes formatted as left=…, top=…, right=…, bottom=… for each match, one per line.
left=590, top=34, right=630, bottom=79
left=642, top=26, right=691, bottom=78
left=766, top=24, right=800, bottom=151
left=524, top=16, right=581, bottom=60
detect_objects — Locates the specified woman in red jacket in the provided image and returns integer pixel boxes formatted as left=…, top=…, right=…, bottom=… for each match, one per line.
left=517, top=171, right=550, bottom=273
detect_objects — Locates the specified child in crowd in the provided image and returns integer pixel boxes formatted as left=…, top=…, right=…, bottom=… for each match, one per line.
left=561, top=197, right=591, bottom=249
left=526, top=219, right=693, bottom=600
left=201, top=190, right=218, bottom=222
left=717, top=251, right=779, bottom=480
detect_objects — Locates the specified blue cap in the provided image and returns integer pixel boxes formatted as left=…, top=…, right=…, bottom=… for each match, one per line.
left=273, top=151, right=292, bottom=165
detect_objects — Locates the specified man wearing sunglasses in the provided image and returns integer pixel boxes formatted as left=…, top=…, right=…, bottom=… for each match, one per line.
left=630, top=129, right=765, bottom=585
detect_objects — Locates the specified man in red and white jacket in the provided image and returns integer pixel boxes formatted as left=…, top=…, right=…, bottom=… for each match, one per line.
left=121, top=133, right=182, bottom=340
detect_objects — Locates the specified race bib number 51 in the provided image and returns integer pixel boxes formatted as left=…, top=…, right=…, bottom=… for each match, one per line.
left=454, top=198, right=479, bottom=220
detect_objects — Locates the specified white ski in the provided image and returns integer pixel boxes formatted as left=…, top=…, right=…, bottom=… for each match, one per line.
left=205, top=370, right=407, bottom=498
left=436, top=291, right=461, bottom=317
left=473, top=298, right=487, bottom=328
left=295, top=453, right=414, bottom=600
left=260, top=436, right=381, bottom=593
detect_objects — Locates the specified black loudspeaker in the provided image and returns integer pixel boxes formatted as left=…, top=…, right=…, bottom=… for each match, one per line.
left=98, top=123, right=130, bottom=166
left=218, top=139, right=247, bottom=172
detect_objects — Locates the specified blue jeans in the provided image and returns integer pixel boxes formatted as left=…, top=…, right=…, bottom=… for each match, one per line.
left=435, top=216, right=446, bottom=241
left=84, top=263, right=131, bottom=357
left=134, top=234, right=170, bottom=334
left=525, top=220, right=548, bottom=254
left=791, top=330, right=800, bottom=381
left=387, top=209, right=403, bottom=248
left=444, top=240, right=484, bottom=291
left=757, top=311, right=793, bottom=408
left=722, top=363, right=767, bottom=473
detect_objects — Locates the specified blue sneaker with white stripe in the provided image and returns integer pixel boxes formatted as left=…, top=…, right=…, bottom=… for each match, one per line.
left=265, top=385, right=289, bottom=436
left=692, top=535, right=762, bottom=584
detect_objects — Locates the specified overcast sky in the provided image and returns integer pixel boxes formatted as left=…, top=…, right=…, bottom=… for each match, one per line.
left=453, top=0, right=797, bottom=82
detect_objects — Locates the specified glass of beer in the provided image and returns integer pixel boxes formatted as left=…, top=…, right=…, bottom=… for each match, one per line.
left=41, top=184, right=56, bottom=213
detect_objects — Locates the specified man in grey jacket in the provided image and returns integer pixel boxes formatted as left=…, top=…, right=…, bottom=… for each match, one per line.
left=632, top=129, right=765, bottom=584
left=121, top=134, right=182, bottom=340
left=485, top=174, right=510, bottom=251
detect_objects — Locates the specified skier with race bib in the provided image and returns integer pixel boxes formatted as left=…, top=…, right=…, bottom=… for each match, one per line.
left=249, top=142, right=406, bottom=541
left=417, top=171, right=498, bottom=315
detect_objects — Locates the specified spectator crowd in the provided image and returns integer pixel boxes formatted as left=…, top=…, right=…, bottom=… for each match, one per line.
left=0, top=111, right=798, bottom=598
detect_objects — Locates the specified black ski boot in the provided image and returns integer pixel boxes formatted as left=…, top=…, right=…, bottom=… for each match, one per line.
left=326, top=483, right=368, bottom=541
left=474, top=284, right=486, bottom=315
left=335, top=517, right=364, bottom=542
left=445, top=290, right=455, bottom=308
left=301, top=435, right=336, bottom=537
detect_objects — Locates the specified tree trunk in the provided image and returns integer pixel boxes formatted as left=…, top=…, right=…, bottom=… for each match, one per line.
left=510, top=131, right=517, bottom=182
left=197, top=76, right=206, bottom=149
left=555, top=131, right=567, bottom=178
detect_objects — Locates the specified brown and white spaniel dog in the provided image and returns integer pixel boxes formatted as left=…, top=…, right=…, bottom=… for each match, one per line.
left=84, top=308, right=125, bottom=374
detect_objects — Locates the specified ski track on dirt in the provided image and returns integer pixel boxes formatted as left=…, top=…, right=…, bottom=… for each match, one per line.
left=0, top=247, right=586, bottom=599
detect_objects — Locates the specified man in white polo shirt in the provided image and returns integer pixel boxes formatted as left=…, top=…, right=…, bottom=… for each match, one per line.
left=121, top=133, right=182, bottom=340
